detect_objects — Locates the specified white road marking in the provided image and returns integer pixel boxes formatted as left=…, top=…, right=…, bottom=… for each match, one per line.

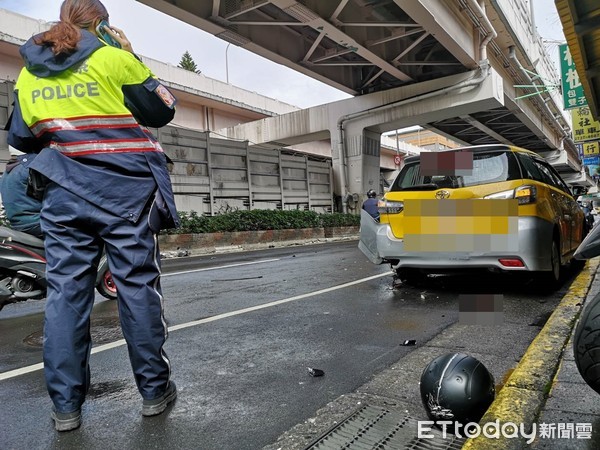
left=0, top=271, right=391, bottom=381
left=162, top=258, right=281, bottom=277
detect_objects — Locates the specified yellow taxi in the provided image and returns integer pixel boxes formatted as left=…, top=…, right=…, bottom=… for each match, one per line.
left=359, top=145, right=585, bottom=288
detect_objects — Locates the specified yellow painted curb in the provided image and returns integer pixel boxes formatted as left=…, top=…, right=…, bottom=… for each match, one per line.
left=463, top=258, right=600, bottom=450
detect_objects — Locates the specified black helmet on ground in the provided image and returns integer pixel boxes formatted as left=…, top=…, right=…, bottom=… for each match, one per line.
left=420, top=353, right=495, bottom=427
left=367, top=189, right=377, bottom=198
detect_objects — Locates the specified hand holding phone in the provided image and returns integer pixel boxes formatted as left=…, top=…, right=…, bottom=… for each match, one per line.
left=96, top=20, right=121, bottom=49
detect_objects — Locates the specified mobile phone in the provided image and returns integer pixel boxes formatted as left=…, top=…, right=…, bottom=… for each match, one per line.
left=95, top=20, right=121, bottom=49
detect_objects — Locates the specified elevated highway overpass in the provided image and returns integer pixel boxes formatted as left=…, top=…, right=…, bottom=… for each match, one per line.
left=137, top=0, right=591, bottom=206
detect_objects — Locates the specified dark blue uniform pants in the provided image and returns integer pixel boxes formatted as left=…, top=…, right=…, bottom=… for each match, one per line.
left=41, top=183, right=171, bottom=414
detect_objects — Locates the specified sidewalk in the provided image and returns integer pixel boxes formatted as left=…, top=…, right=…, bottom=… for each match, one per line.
left=464, top=259, right=600, bottom=450
left=531, top=278, right=600, bottom=448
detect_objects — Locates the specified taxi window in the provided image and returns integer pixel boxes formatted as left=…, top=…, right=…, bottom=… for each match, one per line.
left=546, top=164, right=571, bottom=194
left=515, top=153, right=544, bottom=182
left=532, top=159, right=569, bottom=193
left=390, top=150, right=520, bottom=191
left=395, top=163, right=421, bottom=189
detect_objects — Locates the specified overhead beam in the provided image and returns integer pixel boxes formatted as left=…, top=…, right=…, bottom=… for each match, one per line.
left=224, top=0, right=270, bottom=19
left=228, top=21, right=304, bottom=26
left=393, top=0, right=478, bottom=69
left=136, top=0, right=360, bottom=95
left=302, top=31, right=325, bottom=62
left=212, top=0, right=220, bottom=17
left=392, top=31, right=430, bottom=63
left=330, top=0, right=350, bottom=23
left=336, top=22, right=423, bottom=27
left=459, top=115, right=513, bottom=144
left=311, top=48, right=353, bottom=63
left=272, top=0, right=413, bottom=82
left=365, top=28, right=424, bottom=47
left=219, top=69, right=504, bottom=146
left=313, top=62, right=373, bottom=67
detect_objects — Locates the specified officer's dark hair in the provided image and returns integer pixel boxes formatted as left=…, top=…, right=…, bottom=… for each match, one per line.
left=34, top=0, right=109, bottom=56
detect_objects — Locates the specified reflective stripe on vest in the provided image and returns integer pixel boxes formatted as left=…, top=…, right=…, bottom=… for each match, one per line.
left=30, top=114, right=138, bottom=138
left=50, top=138, right=161, bottom=156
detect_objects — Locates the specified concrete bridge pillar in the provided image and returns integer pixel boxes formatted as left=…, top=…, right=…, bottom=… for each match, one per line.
left=332, top=127, right=382, bottom=213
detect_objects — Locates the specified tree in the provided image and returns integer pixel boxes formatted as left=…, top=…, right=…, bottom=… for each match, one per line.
left=178, top=51, right=201, bottom=74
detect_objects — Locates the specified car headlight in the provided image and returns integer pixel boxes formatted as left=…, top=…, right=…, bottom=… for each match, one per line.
left=378, top=199, right=404, bottom=214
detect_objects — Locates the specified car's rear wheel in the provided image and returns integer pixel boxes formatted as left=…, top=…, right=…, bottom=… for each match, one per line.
left=534, top=237, right=561, bottom=291
left=396, top=268, right=428, bottom=286
left=549, top=238, right=561, bottom=281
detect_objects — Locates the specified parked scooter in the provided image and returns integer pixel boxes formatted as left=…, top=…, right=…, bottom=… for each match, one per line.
left=0, top=226, right=117, bottom=311
left=580, top=201, right=596, bottom=236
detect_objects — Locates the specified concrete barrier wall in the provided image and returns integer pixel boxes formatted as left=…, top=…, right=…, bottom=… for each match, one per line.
left=159, top=226, right=359, bottom=254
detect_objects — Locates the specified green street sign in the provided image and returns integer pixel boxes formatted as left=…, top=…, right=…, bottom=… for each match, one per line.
left=560, top=43, right=587, bottom=110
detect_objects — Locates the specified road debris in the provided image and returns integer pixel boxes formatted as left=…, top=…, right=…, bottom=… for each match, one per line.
left=307, top=367, right=325, bottom=377
left=212, top=276, right=264, bottom=282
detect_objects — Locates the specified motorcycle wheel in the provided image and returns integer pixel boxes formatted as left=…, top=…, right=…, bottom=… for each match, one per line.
left=96, top=256, right=117, bottom=300
left=574, top=291, right=600, bottom=394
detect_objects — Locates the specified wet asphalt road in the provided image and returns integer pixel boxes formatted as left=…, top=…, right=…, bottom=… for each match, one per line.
left=0, top=241, right=575, bottom=450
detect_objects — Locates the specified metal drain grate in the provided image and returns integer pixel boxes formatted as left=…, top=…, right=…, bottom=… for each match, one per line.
left=23, top=317, right=123, bottom=347
left=306, top=405, right=465, bottom=450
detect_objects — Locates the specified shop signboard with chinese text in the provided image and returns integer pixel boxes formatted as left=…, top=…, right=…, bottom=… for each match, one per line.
left=572, top=107, right=600, bottom=142
left=582, top=142, right=600, bottom=156
left=582, top=143, right=600, bottom=174
left=560, top=44, right=587, bottom=110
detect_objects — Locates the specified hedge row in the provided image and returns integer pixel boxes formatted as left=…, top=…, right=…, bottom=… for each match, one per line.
left=165, top=210, right=360, bottom=234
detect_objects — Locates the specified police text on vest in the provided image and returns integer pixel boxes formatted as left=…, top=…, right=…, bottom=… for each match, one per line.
left=31, top=82, right=100, bottom=103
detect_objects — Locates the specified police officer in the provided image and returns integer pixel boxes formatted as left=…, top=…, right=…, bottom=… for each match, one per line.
left=0, top=146, right=42, bottom=237
left=8, top=0, right=178, bottom=431
left=362, top=189, right=379, bottom=220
